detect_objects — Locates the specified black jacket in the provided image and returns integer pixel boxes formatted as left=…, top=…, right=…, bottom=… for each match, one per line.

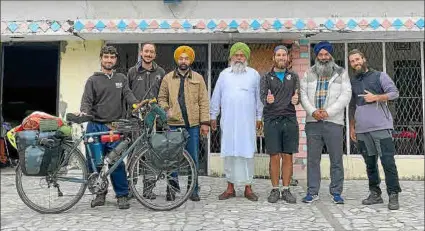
left=127, top=61, right=166, bottom=101
left=260, top=69, right=300, bottom=120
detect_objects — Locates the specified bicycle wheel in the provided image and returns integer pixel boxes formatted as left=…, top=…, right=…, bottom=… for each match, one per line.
left=128, top=148, right=197, bottom=211
left=15, top=142, right=88, bottom=214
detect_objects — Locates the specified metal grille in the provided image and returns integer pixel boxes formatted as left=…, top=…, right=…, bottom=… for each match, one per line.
left=210, top=42, right=293, bottom=155
left=155, top=44, right=209, bottom=175
left=347, top=43, right=384, bottom=154
left=107, top=40, right=425, bottom=181
left=111, top=43, right=211, bottom=175
left=385, top=42, right=423, bottom=155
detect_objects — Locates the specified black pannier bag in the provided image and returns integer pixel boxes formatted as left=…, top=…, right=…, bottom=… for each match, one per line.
left=16, top=131, right=64, bottom=176
left=148, top=128, right=190, bottom=170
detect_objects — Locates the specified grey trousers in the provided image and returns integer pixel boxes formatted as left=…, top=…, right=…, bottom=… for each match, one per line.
left=305, top=121, right=344, bottom=195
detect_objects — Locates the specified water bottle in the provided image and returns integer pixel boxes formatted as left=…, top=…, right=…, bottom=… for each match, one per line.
left=105, top=138, right=131, bottom=164
left=89, top=136, right=104, bottom=166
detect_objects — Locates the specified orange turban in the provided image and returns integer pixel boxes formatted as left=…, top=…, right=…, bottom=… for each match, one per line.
left=174, top=46, right=195, bottom=64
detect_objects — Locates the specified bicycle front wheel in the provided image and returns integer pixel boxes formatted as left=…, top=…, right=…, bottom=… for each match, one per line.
left=15, top=142, right=88, bottom=214
left=128, top=148, right=197, bottom=211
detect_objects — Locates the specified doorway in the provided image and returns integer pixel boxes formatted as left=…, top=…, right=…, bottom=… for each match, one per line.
left=1, top=42, right=60, bottom=127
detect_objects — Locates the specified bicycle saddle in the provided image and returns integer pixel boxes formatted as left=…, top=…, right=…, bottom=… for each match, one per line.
left=66, top=113, right=94, bottom=124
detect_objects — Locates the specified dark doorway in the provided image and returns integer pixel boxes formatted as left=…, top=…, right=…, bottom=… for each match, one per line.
left=1, top=42, right=60, bottom=127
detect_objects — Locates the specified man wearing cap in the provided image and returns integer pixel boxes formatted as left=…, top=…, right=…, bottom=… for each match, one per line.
left=260, top=45, right=300, bottom=203
left=158, top=45, right=210, bottom=202
left=210, top=42, right=263, bottom=201
left=300, top=41, right=351, bottom=204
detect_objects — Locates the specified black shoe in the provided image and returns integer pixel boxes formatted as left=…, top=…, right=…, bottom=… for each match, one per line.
left=388, top=193, right=399, bottom=210
left=281, top=188, right=297, bottom=204
left=90, top=194, right=106, bottom=208
left=267, top=189, right=280, bottom=203
left=143, top=191, right=157, bottom=200
left=142, top=179, right=157, bottom=199
left=189, top=194, right=200, bottom=202
left=362, top=191, right=384, bottom=205
left=117, top=196, right=130, bottom=209
left=166, top=186, right=176, bottom=201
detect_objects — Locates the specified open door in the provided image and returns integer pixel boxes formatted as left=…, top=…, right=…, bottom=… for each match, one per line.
left=1, top=42, right=60, bottom=126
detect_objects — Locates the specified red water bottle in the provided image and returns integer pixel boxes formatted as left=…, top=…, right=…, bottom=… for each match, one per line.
left=100, top=134, right=121, bottom=143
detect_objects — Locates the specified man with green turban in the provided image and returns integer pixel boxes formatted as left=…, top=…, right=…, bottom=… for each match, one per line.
left=210, top=42, right=263, bottom=201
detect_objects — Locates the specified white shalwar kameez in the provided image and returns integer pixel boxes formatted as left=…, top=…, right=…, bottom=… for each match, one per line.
left=210, top=67, right=263, bottom=186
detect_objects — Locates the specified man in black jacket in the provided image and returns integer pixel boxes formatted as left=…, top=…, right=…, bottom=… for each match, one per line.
left=127, top=43, right=166, bottom=101
left=260, top=45, right=300, bottom=204
left=80, top=45, right=139, bottom=209
left=126, top=43, right=166, bottom=199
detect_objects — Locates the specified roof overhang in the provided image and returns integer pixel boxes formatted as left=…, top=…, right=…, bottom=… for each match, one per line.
left=2, top=17, right=424, bottom=42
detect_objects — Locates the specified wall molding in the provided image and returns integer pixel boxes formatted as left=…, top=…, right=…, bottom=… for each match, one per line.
left=2, top=17, right=424, bottom=36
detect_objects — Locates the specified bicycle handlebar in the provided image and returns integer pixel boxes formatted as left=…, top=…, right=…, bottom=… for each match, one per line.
left=132, top=98, right=158, bottom=112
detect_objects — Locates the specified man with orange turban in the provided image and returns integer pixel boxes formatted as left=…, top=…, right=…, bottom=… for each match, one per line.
left=158, top=45, right=210, bottom=202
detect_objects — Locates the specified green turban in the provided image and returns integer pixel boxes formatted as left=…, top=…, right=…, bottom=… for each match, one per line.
left=229, top=42, right=251, bottom=60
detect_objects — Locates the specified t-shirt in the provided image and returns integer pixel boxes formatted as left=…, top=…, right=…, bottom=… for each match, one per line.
left=276, top=71, right=285, bottom=82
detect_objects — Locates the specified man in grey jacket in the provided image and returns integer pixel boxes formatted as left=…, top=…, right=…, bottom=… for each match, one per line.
left=300, top=41, right=352, bottom=204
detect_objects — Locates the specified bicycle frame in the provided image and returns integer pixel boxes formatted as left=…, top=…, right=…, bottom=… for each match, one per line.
left=57, top=127, right=148, bottom=184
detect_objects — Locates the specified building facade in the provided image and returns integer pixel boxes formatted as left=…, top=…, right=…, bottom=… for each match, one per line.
left=1, top=1, right=424, bottom=179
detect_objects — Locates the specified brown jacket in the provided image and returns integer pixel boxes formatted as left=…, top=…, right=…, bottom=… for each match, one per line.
left=158, top=70, right=210, bottom=127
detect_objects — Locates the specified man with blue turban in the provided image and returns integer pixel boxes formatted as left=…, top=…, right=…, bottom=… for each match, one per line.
left=210, top=42, right=263, bottom=201
left=300, top=41, right=352, bottom=204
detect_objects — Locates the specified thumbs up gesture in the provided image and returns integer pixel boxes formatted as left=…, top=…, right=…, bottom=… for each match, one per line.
left=267, top=89, right=275, bottom=104
left=291, top=89, right=299, bottom=105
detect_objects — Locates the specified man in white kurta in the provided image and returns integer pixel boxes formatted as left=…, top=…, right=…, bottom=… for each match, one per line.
left=210, top=42, right=263, bottom=201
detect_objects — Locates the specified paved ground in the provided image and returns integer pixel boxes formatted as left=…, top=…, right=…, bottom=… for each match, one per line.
left=1, top=167, right=424, bottom=231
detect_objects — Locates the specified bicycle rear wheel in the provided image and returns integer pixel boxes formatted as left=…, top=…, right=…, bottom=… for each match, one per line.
left=15, top=142, right=88, bottom=214
left=128, top=148, right=197, bottom=211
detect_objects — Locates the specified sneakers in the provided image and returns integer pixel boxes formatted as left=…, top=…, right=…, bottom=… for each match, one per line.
left=331, top=193, right=345, bottom=204
left=302, top=193, right=319, bottom=203
left=388, top=193, right=399, bottom=210
left=281, top=189, right=296, bottom=204
left=267, top=189, right=280, bottom=203
left=362, top=191, right=384, bottom=205
left=142, top=191, right=157, bottom=200
left=117, top=196, right=130, bottom=209
left=189, top=194, right=200, bottom=202
left=166, top=186, right=176, bottom=201
left=90, top=194, right=106, bottom=207
left=142, top=179, right=157, bottom=200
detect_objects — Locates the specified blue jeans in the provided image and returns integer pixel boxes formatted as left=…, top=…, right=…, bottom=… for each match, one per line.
left=169, top=126, right=200, bottom=195
left=86, top=122, right=129, bottom=197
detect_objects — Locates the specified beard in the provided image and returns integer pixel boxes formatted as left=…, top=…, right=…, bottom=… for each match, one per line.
left=142, top=57, right=153, bottom=64
left=178, top=64, right=189, bottom=71
left=274, top=60, right=288, bottom=69
left=315, top=57, right=335, bottom=77
left=101, top=63, right=114, bottom=71
left=353, top=62, right=368, bottom=74
left=230, top=60, right=248, bottom=74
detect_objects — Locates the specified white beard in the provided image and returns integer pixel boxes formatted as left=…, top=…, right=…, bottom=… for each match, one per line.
left=315, top=58, right=335, bottom=77
left=231, top=61, right=248, bottom=74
